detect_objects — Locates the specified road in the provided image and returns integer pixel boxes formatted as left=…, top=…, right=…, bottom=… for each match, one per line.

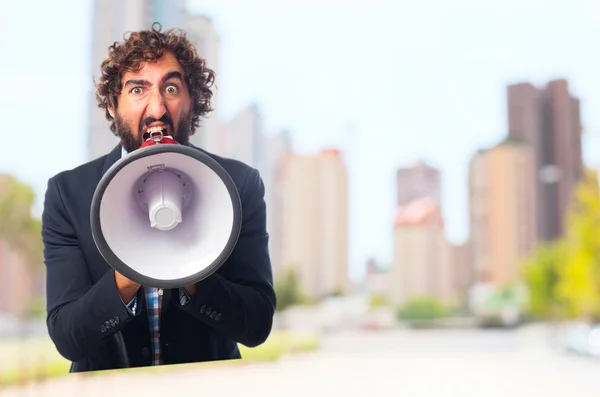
left=3, top=324, right=600, bottom=397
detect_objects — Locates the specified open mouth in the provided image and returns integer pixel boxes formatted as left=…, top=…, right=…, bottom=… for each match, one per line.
left=143, top=125, right=169, bottom=141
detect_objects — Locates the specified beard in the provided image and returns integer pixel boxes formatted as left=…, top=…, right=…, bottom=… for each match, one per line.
left=114, top=111, right=193, bottom=153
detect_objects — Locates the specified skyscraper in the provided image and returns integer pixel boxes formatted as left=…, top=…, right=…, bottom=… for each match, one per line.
left=264, top=130, right=293, bottom=278
left=226, top=103, right=267, bottom=174
left=507, top=79, right=583, bottom=242
left=183, top=14, right=222, bottom=155
left=396, top=161, right=442, bottom=208
left=389, top=197, right=446, bottom=304
left=468, top=140, right=537, bottom=287
left=279, top=149, right=349, bottom=298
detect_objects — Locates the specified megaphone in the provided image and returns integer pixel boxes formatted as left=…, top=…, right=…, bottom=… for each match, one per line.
left=90, top=131, right=242, bottom=289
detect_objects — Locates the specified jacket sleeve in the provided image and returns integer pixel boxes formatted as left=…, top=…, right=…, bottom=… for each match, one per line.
left=171, top=167, right=277, bottom=347
left=42, top=176, right=142, bottom=362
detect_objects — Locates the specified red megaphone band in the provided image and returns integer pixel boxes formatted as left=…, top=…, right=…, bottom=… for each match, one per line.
left=140, top=131, right=180, bottom=148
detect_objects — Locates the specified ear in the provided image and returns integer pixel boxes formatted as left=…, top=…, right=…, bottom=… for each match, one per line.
left=107, top=106, right=115, bottom=119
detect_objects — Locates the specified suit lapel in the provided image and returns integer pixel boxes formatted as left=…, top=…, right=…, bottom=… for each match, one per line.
left=101, top=144, right=123, bottom=178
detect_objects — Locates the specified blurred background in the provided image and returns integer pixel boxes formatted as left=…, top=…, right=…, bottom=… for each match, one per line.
left=2, top=0, right=600, bottom=395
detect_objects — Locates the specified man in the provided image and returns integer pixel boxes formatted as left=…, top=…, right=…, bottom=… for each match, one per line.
left=41, top=23, right=276, bottom=372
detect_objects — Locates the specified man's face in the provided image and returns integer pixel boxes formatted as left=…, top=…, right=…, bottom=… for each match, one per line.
left=110, top=51, right=193, bottom=152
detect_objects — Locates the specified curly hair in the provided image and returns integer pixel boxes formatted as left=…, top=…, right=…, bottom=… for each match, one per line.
left=94, top=22, right=216, bottom=136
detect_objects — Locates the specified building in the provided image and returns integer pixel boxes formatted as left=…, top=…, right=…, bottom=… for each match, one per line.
left=507, top=79, right=583, bottom=242
left=388, top=197, right=447, bottom=304
left=443, top=240, right=471, bottom=304
left=396, top=160, right=442, bottom=208
left=468, top=140, right=537, bottom=287
left=264, top=130, right=293, bottom=278
left=364, top=257, right=389, bottom=297
left=279, top=149, right=349, bottom=299
left=226, top=103, right=267, bottom=174
left=184, top=14, right=223, bottom=155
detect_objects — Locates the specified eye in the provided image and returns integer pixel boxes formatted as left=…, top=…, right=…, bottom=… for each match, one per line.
left=165, top=84, right=178, bottom=94
left=131, top=87, right=143, bottom=95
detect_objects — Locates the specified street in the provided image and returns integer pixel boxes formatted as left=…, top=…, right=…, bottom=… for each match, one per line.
left=3, top=324, right=600, bottom=397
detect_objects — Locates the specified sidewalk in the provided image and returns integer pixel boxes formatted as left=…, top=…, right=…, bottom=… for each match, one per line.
left=3, top=327, right=600, bottom=397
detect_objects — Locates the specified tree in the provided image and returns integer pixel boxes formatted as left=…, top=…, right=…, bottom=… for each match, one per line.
left=555, top=168, right=600, bottom=321
left=522, top=168, right=600, bottom=322
left=0, top=174, right=44, bottom=274
left=274, top=267, right=306, bottom=311
left=521, top=241, right=566, bottom=320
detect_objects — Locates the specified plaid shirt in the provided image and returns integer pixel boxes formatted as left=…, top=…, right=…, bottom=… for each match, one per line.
left=124, top=287, right=191, bottom=365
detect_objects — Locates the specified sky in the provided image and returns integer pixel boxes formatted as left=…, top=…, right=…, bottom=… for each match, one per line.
left=1, top=0, right=599, bottom=281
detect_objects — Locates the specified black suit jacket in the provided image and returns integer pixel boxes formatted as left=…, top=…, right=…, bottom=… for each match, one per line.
left=41, top=144, right=276, bottom=372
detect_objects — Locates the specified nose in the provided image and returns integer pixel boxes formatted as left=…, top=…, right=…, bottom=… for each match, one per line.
left=146, top=88, right=167, bottom=120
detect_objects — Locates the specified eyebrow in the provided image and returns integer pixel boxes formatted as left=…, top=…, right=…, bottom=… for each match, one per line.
left=123, top=71, right=184, bottom=89
left=162, top=71, right=184, bottom=84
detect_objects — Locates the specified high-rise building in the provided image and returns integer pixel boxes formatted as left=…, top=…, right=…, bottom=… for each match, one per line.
left=468, top=140, right=537, bottom=287
left=264, top=130, right=293, bottom=278
left=389, top=197, right=446, bottom=304
left=86, top=1, right=222, bottom=160
left=226, top=104, right=267, bottom=174
left=364, top=257, right=389, bottom=296
left=507, top=79, right=583, bottom=242
left=444, top=241, right=471, bottom=303
left=183, top=14, right=223, bottom=155
left=396, top=160, right=441, bottom=208
left=279, top=149, right=349, bottom=298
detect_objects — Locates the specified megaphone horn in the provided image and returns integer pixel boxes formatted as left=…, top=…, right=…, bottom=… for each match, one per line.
left=90, top=133, right=242, bottom=289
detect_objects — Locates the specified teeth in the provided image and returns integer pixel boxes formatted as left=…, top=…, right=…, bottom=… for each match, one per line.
left=146, top=126, right=166, bottom=133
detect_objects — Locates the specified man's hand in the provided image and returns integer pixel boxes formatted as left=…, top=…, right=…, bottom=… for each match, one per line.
left=114, top=271, right=141, bottom=303
left=184, top=284, right=196, bottom=297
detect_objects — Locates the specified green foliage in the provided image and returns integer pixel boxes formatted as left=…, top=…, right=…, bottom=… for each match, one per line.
left=522, top=168, right=600, bottom=321
left=473, top=283, right=528, bottom=318
left=368, top=292, right=388, bottom=308
left=274, top=266, right=308, bottom=311
left=396, top=296, right=450, bottom=322
left=26, top=297, right=47, bottom=319
left=330, top=287, right=345, bottom=297
left=522, top=242, right=565, bottom=319
left=0, top=331, right=320, bottom=385
left=238, top=331, right=319, bottom=360
left=0, top=175, right=43, bottom=273
left=555, top=168, right=600, bottom=320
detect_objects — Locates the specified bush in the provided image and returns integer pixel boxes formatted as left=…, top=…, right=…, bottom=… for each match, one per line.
left=369, top=293, right=388, bottom=308
left=396, top=296, right=450, bottom=322
left=274, top=267, right=311, bottom=311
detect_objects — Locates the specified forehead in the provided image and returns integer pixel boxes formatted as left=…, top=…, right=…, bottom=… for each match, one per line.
left=122, top=51, right=184, bottom=82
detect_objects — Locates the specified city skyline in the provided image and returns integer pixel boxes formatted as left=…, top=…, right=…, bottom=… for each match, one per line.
left=1, top=0, right=599, bottom=281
